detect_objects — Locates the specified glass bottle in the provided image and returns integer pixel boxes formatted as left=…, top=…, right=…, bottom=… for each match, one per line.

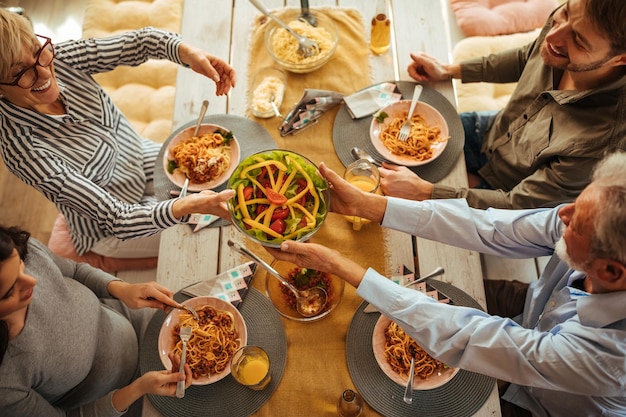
left=337, top=389, right=364, bottom=417
left=370, top=0, right=390, bottom=55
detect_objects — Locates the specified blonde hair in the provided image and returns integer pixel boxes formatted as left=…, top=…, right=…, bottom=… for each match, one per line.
left=0, top=8, right=37, bottom=82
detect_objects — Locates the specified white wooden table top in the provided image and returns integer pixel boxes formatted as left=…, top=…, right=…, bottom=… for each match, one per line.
left=146, top=1, right=501, bottom=416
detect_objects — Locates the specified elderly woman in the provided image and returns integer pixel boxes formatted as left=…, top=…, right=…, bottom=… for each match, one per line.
left=0, top=9, right=236, bottom=258
left=0, top=225, right=192, bottom=416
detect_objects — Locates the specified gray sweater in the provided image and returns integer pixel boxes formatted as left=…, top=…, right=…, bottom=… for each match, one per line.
left=0, top=239, right=147, bottom=416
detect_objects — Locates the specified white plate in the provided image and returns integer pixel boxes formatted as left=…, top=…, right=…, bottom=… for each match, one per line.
left=369, top=100, right=449, bottom=167
left=158, top=296, right=248, bottom=385
left=163, top=123, right=240, bottom=192
left=371, top=315, right=459, bottom=390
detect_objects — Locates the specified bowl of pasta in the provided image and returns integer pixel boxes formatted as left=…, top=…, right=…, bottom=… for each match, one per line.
left=158, top=296, right=248, bottom=385
left=227, top=149, right=329, bottom=248
left=371, top=315, right=459, bottom=390
left=370, top=100, right=450, bottom=166
left=264, top=9, right=338, bottom=73
left=264, top=259, right=345, bottom=322
left=164, top=123, right=240, bottom=191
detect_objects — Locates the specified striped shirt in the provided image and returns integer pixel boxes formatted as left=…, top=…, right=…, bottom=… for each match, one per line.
left=0, top=28, right=186, bottom=255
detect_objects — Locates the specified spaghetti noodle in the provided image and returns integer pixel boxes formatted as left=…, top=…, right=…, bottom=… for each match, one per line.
left=172, top=305, right=242, bottom=379
left=168, top=130, right=233, bottom=184
left=379, top=112, right=448, bottom=161
left=270, top=19, right=333, bottom=64
left=383, top=321, right=447, bottom=380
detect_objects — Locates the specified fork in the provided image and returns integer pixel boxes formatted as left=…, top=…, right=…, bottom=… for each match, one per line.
left=250, top=0, right=320, bottom=58
left=403, top=355, right=416, bottom=404
left=179, top=177, right=189, bottom=198
left=397, top=84, right=424, bottom=142
left=179, top=303, right=199, bottom=321
left=175, top=326, right=192, bottom=398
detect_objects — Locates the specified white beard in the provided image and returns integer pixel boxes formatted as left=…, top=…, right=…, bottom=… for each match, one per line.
left=554, top=237, right=587, bottom=272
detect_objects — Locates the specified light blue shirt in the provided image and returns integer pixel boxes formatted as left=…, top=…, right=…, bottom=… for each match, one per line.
left=358, top=197, right=626, bottom=417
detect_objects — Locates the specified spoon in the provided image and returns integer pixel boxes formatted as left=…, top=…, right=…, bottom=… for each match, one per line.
left=269, top=94, right=283, bottom=118
left=192, top=99, right=209, bottom=137
left=351, top=147, right=381, bottom=167
left=227, top=240, right=328, bottom=317
left=403, top=354, right=416, bottom=404
left=249, top=0, right=320, bottom=58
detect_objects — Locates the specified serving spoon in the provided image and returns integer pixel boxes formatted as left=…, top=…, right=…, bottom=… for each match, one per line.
left=249, top=0, right=320, bottom=58
left=227, top=240, right=328, bottom=317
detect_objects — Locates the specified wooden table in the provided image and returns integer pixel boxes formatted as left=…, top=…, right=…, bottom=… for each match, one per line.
left=144, top=1, right=500, bottom=415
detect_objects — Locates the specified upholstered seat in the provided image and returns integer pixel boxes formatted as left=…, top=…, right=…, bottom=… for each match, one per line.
left=449, top=0, right=558, bottom=113
left=81, top=0, right=184, bottom=143
left=452, top=29, right=540, bottom=113
left=450, top=0, right=557, bottom=37
left=48, top=214, right=158, bottom=273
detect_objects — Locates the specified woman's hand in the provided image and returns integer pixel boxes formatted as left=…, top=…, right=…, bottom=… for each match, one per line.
left=112, top=352, right=192, bottom=412
left=107, top=280, right=178, bottom=311
left=379, top=162, right=433, bottom=200
left=178, top=43, right=236, bottom=95
left=172, top=189, right=236, bottom=220
left=407, top=52, right=457, bottom=83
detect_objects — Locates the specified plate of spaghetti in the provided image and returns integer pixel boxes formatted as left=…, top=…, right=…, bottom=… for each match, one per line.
left=370, top=100, right=450, bottom=167
left=164, top=123, right=240, bottom=192
left=265, top=259, right=345, bottom=322
left=372, top=316, right=459, bottom=390
left=227, top=149, right=329, bottom=248
left=158, top=296, right=247, bottom=385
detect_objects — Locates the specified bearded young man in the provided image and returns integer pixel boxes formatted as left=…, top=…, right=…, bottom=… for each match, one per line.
left=380, top=0, right=626, bottom=210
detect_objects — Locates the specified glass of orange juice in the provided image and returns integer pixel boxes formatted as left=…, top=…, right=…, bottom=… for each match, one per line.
left=230, top=345, right=271, bottom=390
left=343, top=159, right=381, bottom=230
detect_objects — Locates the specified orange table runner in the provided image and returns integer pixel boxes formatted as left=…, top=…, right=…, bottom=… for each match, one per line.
left=245, top=8, right=390, bottom=416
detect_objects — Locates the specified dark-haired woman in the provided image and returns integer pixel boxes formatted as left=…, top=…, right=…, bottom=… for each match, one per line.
left=0, top=225, right=191, bottom=416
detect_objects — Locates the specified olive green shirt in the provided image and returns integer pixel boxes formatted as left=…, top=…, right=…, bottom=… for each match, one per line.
left=433, top=13, right=626, bottom=209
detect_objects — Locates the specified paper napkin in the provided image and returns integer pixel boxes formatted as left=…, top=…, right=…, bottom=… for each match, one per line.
left=343, top=82, right=401, bottom=119
left=280, top=88, right=344, bottom=136
left=181, top=262, right=258, bottom=309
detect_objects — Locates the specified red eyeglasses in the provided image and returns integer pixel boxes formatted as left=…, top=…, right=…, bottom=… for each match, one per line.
left=0, top=35, right=55, bottom=89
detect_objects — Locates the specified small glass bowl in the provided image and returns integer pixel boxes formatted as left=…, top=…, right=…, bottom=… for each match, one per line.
left=249, top=67, right=287, bottom=119
left=264, top=9, right=338, bottom=74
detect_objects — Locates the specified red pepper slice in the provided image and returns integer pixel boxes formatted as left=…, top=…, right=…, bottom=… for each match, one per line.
left=265, top=188, right=288, bottom=205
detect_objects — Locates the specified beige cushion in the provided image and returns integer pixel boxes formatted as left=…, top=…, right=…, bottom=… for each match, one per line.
left=81, top=0, right=184, bottom=143
left=450, top=0, right=557, bottom=37
left=453, top=29, right=540, bottom=113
